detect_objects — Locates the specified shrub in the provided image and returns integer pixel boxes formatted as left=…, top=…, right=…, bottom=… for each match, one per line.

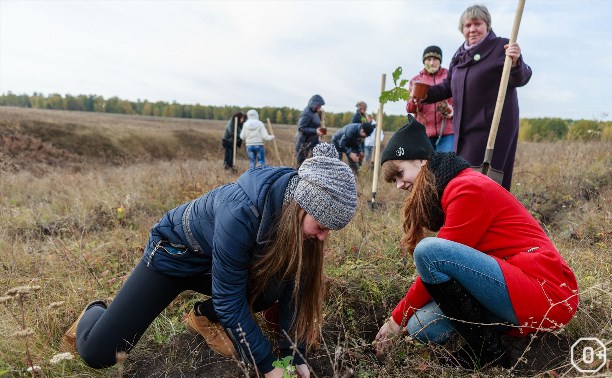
left=521, top=118, right=568, bottom=142
left=567, top=120, right=603, bottom=141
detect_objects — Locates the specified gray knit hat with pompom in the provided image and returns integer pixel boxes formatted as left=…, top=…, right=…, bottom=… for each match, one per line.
left=294, top=143, right=357, bottom=230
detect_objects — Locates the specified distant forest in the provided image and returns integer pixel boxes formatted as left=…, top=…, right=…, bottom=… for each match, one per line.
left=0, top=92, right=410, bottom=130
left=1, top=92, right=610, bottom=139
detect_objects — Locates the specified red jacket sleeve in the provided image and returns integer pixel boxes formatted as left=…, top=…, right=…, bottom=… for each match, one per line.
left=391, top=276, right=432, bottom=326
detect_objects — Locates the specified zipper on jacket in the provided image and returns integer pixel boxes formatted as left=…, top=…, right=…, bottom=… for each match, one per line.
left=147, top=240, right=163, bottom=267
left=432, top=73, right=439, bottom=136
left=182, top=200, right=203, bottom=253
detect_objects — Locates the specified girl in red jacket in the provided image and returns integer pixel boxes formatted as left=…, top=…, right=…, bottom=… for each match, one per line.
left=374, top=116, right=578, bottom=370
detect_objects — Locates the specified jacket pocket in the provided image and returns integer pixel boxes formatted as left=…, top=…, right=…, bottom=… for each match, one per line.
left=146, top=240, right=210, bottom=278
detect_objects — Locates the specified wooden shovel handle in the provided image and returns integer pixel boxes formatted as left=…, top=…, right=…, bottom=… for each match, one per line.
left=485, top=0, right=526, bottom=154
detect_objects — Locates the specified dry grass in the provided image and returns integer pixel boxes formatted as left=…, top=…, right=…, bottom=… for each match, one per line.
left=0, top=107, right=610, bottom=377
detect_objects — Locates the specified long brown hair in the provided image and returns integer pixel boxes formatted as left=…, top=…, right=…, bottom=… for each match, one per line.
left=382, top=160, right=440, bottom=254
left=248, top=200, right=324, bottom=345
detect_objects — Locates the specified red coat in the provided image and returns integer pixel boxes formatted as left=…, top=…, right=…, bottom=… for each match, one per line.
left=406, top=68, right=454, bottom=138
left=391, top=169, right=578, bottom=336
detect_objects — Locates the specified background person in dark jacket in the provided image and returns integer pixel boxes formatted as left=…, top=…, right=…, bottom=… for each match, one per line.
left=412, top=4, right=532, bottom=190
left=61, top=143, right=357, bottom=378
left=352, top=101, right=367, bottom=123
left=332, top=122, right=374, bottom=173
left=295, top=94, right=325, bottom=167
left=221, top=111, right=246, bottom=170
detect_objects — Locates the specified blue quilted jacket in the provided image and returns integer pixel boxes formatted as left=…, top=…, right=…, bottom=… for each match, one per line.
left=332, top=123, right=364, bottom=155
left=142, top=166, right=302, bottom=372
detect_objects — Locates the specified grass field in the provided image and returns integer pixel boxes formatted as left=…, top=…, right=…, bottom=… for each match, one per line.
left=0, top=107, right=610, bottom=377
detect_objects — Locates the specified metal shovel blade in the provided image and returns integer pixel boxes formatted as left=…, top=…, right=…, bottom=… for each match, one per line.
left=472, top=161, right=504, bottom=185
left=472, top=147, right=504, bottom=185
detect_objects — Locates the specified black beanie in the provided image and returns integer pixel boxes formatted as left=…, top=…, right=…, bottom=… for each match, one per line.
left=361, top=122, right=374, bottom=137
left=422, top=45, right=442, bottom=63
left=381, top=115, right=434, bottom=165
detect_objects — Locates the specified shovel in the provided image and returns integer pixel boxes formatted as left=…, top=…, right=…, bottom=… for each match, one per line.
left=473, top=0, right=525, bottom=185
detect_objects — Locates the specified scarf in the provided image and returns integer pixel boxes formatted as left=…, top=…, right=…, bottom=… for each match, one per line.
left=424, top=152, right=471, bottom=231
left=451, top=30, right=497, bottom=69
left=463, top=30, right=490, bottom=50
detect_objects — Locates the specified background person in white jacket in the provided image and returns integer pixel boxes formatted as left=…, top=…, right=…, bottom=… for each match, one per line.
left=363, top=115, right=384, bottom=166
left=240, top=109, right=275, bottom=169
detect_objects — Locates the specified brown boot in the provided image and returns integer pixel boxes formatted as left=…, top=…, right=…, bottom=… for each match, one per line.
left=60, top=301, right=106, bottom=353
left=185, top=309, right=236, bottom=357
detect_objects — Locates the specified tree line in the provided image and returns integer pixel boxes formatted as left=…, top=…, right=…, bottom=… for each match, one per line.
left=1, top=92, right=609, bottom=139
left=0, top=92, right=410, bottom=130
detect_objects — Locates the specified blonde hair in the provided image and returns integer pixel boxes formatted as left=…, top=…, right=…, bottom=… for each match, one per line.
left=459, top=4, right=492, bottom=32
left=248, top=201, right=324, bottom=345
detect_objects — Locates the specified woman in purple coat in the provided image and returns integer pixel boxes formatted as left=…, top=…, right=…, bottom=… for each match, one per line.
left=412, top=4, right=532, bottom=191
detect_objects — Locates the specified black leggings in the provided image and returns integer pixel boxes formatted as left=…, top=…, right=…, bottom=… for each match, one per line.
left=76, top=260, right=281, bottom=368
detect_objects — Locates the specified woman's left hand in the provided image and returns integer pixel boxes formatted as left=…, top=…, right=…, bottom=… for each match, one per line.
left=296, top=364, right=310, bottom=377
left=504, top=42, right=522, bottom=67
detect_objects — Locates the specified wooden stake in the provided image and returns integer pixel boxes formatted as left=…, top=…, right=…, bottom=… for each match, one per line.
left=371, top=73, right=386, bottom=209
left=232, top=116, right=238, bottom=169
left=266, top=118, right=282, bottom=166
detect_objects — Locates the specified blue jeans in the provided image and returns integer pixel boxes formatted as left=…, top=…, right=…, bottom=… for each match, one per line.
left=407, top=237, right=519, bottom=343
left=246, top=145, right=266, bottom=168
left=364, top=146, right=374, bottom=162
left=429, top=134, right=455, bottom=153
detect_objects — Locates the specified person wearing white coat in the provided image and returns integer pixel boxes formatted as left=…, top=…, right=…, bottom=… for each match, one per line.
left=363, top=117, right=384, bottom=165
left=240, top=109, right=275, bottom=169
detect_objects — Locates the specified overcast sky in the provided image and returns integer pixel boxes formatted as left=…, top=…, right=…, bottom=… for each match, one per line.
left=1, top=0, right=611, bottom=120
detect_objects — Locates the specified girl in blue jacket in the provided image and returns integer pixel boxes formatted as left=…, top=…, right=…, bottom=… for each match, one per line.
left=61, top=143, right=357, bottom=378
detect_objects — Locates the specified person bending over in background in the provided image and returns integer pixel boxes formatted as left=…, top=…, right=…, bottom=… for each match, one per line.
left=411, top=4, right=532, bottom=191
left=221, top=111, right=246, bottom=170
left=240, top=109, right=275, bottom=169
left=295, top=95, right=326, bottom=167
left=331, top=121, right=374, bottom=174
left=407, top=45, right=454, bottom=152
left=61, top=143, right=358, bottom=378
left=374, top=117, right=578, bottom=370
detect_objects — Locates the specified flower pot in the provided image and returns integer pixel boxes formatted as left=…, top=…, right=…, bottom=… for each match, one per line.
left=319, top=126, right=327, bottom=135
left=412, top=82, right=430, bottom=101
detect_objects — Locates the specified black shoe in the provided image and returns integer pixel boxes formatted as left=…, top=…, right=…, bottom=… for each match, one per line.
left=422, top=279, right=510, bottom=370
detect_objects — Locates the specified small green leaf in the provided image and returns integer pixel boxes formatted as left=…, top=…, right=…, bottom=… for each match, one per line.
left=379, top=66, right=411, bottom=105
left=391, top=67, right=403, bottom=85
